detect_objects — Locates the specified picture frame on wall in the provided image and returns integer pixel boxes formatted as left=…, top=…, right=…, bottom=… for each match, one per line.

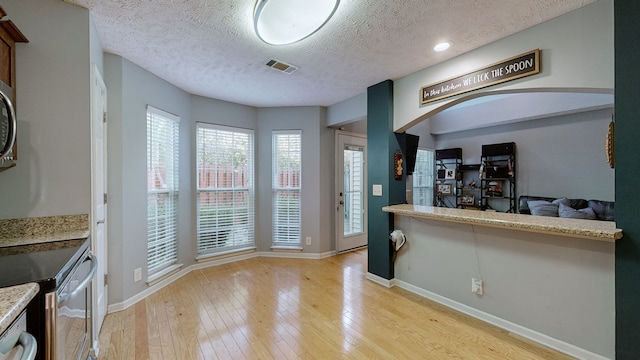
left=436, top=183, right=452, bottom=195
left=460, top=194, right=475, bottom=205
left=445, top=168, right=456, bottom=180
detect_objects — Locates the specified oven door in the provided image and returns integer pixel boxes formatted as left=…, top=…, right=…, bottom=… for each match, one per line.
left=47, top=252, right=97, bottom=360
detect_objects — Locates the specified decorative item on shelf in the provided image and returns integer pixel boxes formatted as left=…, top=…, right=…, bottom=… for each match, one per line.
left=436, top=183, right=453, bottom=195
left=478, top=161, right=484, bottom=179
left=394, top=152, right=403, bottom=180
left=508, top=158, right=514, bottom=177
left=605, top=117, right=614, bottom=168
left=444, top=168, right=456, bottom=180
left=487, top=181, right=503, bottom=197
left=468, top=179, right=477, bottom=188
left=460, top=194, right=475, bottom=206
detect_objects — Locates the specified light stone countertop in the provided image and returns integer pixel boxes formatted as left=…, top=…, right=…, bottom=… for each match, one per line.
left=383, top=204, right=623, bottom=242
left=0, top=283, right=39, bottom=334
left=0, top=214, right=89, bottom=248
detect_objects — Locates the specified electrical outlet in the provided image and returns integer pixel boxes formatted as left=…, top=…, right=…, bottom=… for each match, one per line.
left=134, top=268, right=142, bottom=282
left=306, top=237, right=312, bottom=246
left=472, top=278, right=483, bottom=295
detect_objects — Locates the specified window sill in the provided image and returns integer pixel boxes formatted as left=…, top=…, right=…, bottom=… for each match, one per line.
left=146, top=263, right=183, bottom=287
left=271, top=245, right=304, bottom=252
left=195, top=246, right=257, bottom=263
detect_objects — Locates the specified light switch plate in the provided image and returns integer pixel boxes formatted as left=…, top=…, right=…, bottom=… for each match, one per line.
left=372, top=184, right=383, bottom=196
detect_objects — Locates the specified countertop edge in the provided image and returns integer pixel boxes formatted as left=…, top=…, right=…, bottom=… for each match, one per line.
left=0, top=283, right=39, bottom=334
left=383, top=205, right=622, bottom=242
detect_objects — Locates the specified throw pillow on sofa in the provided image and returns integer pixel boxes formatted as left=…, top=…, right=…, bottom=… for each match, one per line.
left=558, top=203, right=596, bottom=220
left=527, top=198, right=570, bottom=217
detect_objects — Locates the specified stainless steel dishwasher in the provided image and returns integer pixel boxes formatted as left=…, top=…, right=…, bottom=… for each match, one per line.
left=0, top=311, right=37, bottom=360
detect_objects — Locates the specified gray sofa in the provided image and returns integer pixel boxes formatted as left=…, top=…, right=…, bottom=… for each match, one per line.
left=518, top=195, right=615, bottom=221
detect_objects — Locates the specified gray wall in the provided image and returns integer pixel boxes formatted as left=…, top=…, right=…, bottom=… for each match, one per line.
left=256, top=107, right=335, bottom=253
left=104, top=54, right=193, bottom=304
left=104, top=55, right=337, bottom=303
left=0, top=0, right=92, bottom=218
left=327, top=92, right=366, bottom=127
left=394, top=216, right=614, bottom=358
left=394, top=0, right=614, bottom=131
left=435, top=108, right=614, bottom=203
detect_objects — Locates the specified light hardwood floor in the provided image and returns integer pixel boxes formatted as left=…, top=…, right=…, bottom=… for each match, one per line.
left=97, top=250, right=573, bottom=359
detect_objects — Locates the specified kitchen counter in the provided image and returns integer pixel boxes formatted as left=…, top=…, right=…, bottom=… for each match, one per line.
left=383, top=204, right=623, bottom=242
left=0, top=214, right=89, bottom=249
left=0, top=283, right=38, bottom=334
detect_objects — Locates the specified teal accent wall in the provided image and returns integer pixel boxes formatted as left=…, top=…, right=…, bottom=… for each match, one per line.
left=615, top=1, right=640, bottom=358
left=367, top=80, right=406, bottom=279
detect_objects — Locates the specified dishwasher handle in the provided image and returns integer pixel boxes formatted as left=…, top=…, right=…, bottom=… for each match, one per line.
left=17, top=331, right=37, bottom=360
left=58, top=253, right=98, bottom=307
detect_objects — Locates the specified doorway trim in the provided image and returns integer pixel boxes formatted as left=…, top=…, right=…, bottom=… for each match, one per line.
left=335, top=130, right=368, bottom=253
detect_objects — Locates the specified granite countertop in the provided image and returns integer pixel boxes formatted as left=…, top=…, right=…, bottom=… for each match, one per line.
left=0, top=214, right=89, bottom=248
left=0, top=283, right=39, bottom=334
left=383, top=204, right=623, bottom=242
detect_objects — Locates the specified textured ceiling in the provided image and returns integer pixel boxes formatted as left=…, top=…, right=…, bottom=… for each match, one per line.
left=64, top=0, right=596, bottom=108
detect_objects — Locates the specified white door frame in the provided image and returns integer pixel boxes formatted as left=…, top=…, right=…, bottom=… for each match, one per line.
left=335, top=130, right=368, bottom=253
left=90, top=64, right=108, bottom=354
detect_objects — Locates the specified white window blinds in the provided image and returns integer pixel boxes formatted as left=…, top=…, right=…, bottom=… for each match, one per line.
left=413, top=149, right=435, bottom=206
left=146, top=106, right=179, bottom=275
left=196, top=123, right=255, bottom=254
left=272, top=131, right=302, bottom=246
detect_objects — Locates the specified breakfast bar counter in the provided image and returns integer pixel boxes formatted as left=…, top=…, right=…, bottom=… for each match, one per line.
left=383, top=204, right=623, bottom=242
left=384, top=204, right=617, bottom=358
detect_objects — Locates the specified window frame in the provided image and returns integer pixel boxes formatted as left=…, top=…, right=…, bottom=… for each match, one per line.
left=146, top=105, right=180, bottom=276
left=412, top=148, right=435, bottom=206
left=195, top=123, right=255, bottom=255
left=272, top=130, right=302, bottom=248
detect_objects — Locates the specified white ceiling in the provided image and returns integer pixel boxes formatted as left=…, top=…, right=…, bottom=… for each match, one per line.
left=64, top=0, right=596, bottom=108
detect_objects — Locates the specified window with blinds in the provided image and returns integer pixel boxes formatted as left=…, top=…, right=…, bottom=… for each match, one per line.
left=196, top=123, right=255, bottom=254
left=147, top=106, right=179, bottom=275
left=272, top=131, right=302, bottom=246
left=413, top=149, right=435, bottom=206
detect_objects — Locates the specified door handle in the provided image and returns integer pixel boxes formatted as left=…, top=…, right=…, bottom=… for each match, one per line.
left=17, top=331, right=37, bottom=360
left=58, top=253, right=98, bottom=307
left=97, top=220, right=105, bottom=224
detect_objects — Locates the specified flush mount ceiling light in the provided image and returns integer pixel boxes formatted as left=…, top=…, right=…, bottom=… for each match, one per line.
left=433, top=42, right=451, bottom=52
left=254, top=0, right=340, bottom=45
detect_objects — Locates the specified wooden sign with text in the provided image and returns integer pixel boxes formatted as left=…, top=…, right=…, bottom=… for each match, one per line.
left=420, top=49, right=541, bottom=104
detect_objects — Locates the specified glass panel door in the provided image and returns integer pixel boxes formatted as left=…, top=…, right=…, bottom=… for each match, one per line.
left=337, top=133, right=367, bottom=253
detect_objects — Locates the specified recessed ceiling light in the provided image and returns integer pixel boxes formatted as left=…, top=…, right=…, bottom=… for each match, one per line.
left=433, top=42, right=451, bottom=52
left=254, top=0, right=340, bottom=45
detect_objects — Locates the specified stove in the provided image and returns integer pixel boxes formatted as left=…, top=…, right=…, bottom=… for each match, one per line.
left=0, top=238, right=93, bottom=359
left=0, top=239, right=88, bottom=290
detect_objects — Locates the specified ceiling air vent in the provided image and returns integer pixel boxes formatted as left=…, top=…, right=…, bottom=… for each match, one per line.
left=265, top=59, right=299, bottom=74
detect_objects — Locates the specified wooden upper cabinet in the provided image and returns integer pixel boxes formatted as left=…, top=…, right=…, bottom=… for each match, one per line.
left=0, top=5, right=28, bottom=100
left=0, top=6, right=27, bottom=164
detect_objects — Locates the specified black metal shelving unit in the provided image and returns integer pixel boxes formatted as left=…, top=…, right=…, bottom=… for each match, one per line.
left=480, top=142, right=516, bottom=213
left=434, top=148, right=462, bottom=208
left=458, top=163, right=482, bottom=209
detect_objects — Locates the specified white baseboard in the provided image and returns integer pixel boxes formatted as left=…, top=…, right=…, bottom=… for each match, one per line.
left=395, top=279, right=611, bottom=360
left=108, top=250, right=337, bottom=314
left=107, top=265, right=191, bottom=313
left=257, top=250, right=335, bottom=259
left=365, top=272, right=397, bottom=288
